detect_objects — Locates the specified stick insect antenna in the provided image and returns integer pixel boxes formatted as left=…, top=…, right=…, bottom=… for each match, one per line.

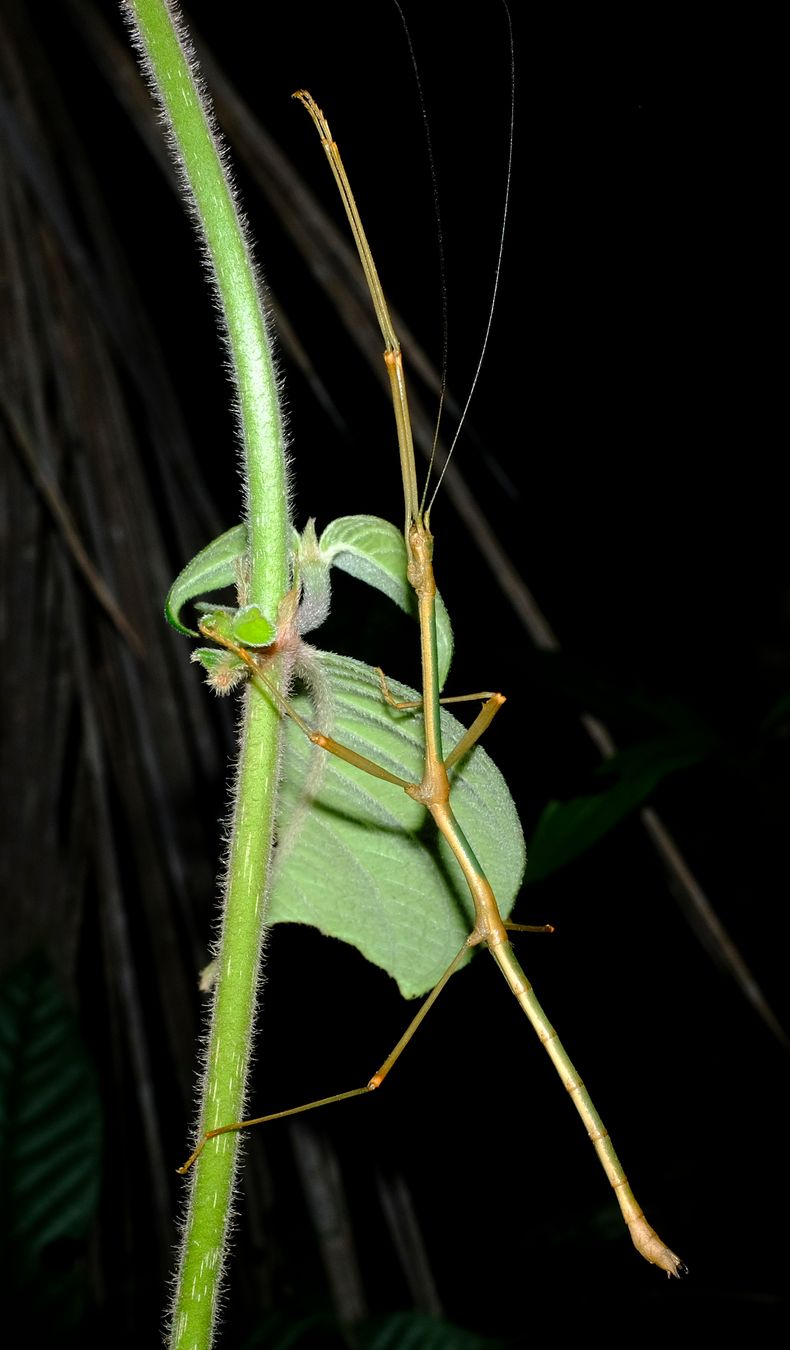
left=390, top=1, right=450, bottom=511
left=425, top=1, right=515, bottom=521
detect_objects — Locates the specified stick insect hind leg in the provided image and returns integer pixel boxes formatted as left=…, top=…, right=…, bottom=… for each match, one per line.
left=178, top=934, right=473, bottom=1175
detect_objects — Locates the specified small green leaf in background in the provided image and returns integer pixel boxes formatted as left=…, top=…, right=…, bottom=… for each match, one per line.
left=238, top=1307, right=345, bottom=1349
left=527, top=731, right=716, bottom=883
left=0, top=953, right=102, bottom=1311
left=238, top=1308, right=504, bottom=1350
left=359, top=1310, right=505, bottom=1350
left=761, top=689, right=790, bottom=735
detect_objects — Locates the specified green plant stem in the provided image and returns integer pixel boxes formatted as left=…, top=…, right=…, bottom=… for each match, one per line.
left=122, top=3, right=289, bottom=1347
left=125, top=0, right=288, bottom=604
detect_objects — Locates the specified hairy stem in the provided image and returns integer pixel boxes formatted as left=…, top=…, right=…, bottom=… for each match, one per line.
left=122, top=3, right=289, bottom=1346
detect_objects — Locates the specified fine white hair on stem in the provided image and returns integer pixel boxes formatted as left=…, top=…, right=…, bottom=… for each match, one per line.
left=120, top=7, right=291, bottom=1343
left=119, top=0, right=293, bottom=532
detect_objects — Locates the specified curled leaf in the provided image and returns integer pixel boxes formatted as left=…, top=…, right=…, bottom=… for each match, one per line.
left=165, top=524, right=247, bottom=635
left=318, top=515, right=454, bottom=688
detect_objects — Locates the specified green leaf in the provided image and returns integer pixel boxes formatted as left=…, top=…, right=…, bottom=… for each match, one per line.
left=238, top=1309, right=343, bottom=1350
left=527, top=733, right=713, bottom=883
left=239, top=1309, right=502, bottom=1350
left=360, top=1311, right=505, bottom=1350
left=0, top=954, right=102, bottom=1279
left=191, top=646, right=244, bottom=675
left=268, top=653, right=525, bottom=998
left=165, top=523, right=247, bottom=635
left=191, top=647, right=247, bottom=696
left=194, top=604, right=236, bottom=641
left=590, top=731, right=715, bottom=785
left=232, top=604, right=276, bottom=647
left=762, top=689, right=790, bottom=734
left=319, top=516, right=454, bottom=689
left=166, top=516, right=454, bottom=685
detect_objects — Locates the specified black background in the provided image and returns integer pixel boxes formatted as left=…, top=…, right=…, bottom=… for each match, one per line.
left=2, top=2, right=787, bottom=1345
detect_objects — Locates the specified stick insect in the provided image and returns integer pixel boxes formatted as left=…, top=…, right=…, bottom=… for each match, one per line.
left=177, top=88, right=685, bottom=1279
